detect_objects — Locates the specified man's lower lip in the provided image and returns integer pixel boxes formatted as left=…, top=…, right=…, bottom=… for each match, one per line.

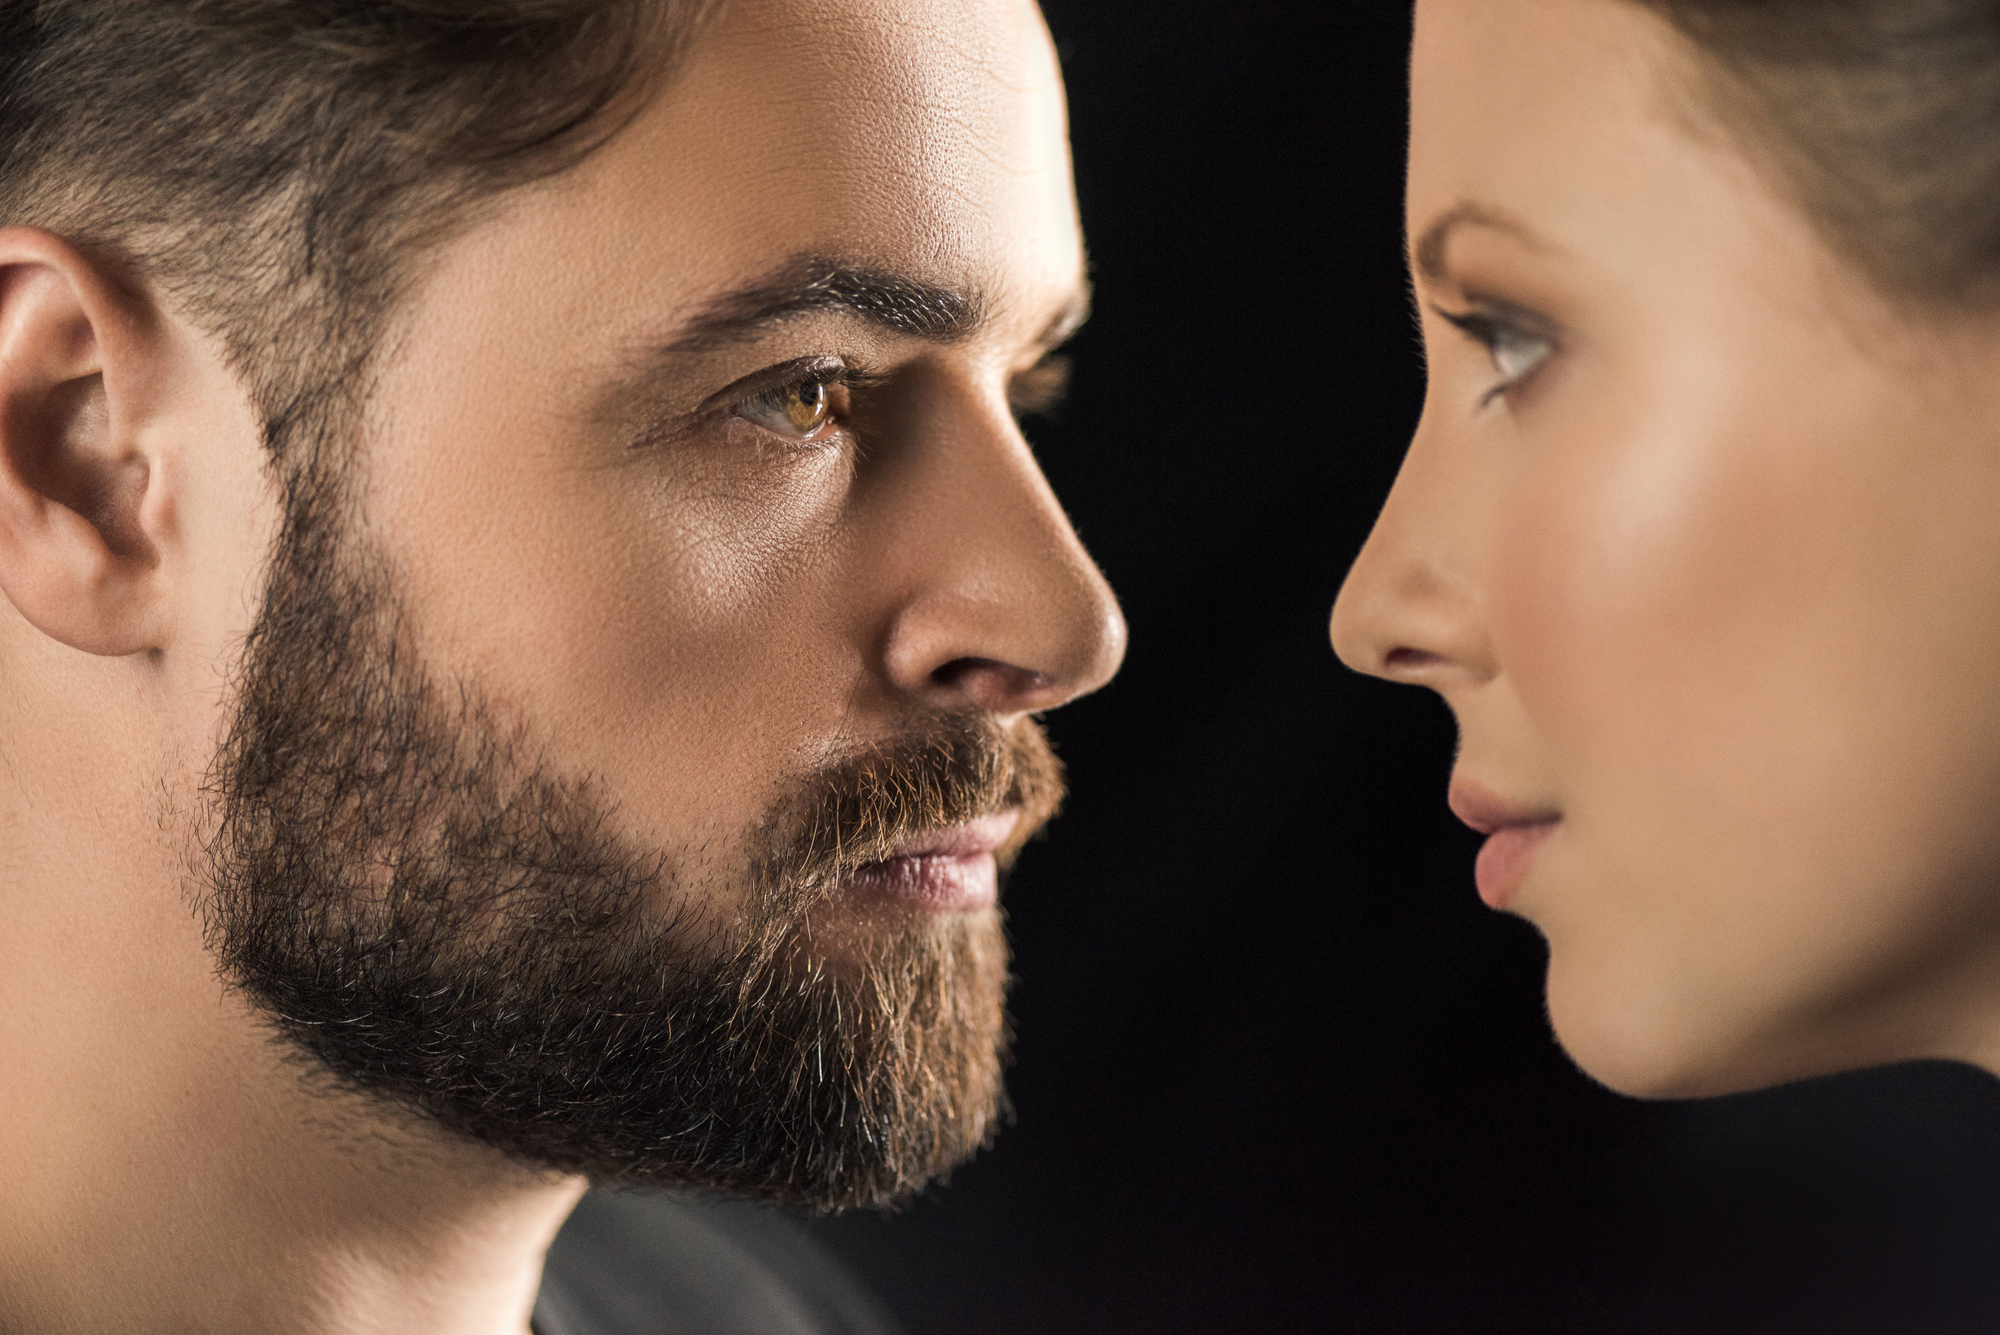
left=1474, top=822, right=1558, bottom=909
left=846, top=852, right=998, bottom=912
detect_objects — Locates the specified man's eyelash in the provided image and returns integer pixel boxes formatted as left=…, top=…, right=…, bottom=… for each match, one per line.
left=732, top=364, right=883, bottom=416
left=731, top=354, right=1074, bottom=438
left=781, top=365, right=888, bottom=399
left=1009, top=354, right=1071, bottom=420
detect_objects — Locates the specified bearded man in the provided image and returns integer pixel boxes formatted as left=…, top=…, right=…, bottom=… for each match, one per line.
left=0, top=0, right=1125, bottom=1330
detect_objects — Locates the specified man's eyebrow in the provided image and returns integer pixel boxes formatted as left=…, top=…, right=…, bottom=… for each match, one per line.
left=1412, top=201, right=1555, bottom=287
left=662, top=256, right=986, bottom=353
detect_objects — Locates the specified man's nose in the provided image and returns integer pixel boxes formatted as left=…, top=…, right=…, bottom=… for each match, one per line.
left=1329, top=411, right=1496, bottom=694
left=869, top=379, right=1126, bottom=720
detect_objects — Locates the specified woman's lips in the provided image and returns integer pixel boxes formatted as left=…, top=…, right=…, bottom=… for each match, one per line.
left=1471, top=821, right=1557, bottom=909
left=845, top=811, right=1020, bottom=912
left=1448, top=780, right=1560, bottom=910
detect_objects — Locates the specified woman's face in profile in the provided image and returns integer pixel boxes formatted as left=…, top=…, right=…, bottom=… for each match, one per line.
left=1333, top=0, right=2000, bottom=1098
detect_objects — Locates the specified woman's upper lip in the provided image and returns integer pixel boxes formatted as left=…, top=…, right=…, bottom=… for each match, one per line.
left=1448, top=778, right=1560, bottom=836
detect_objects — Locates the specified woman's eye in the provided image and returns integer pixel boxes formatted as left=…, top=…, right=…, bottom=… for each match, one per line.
left=1437, top=307, right=1555, bottom=403
left=1488, top=324, right=1551, bottom=386
left=738, top=378, right=837, bottom=441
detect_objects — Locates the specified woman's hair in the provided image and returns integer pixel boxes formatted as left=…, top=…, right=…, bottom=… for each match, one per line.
left=0, top=1, right=717, bottom=466
left=1635, top=0, right=2000, bottom=306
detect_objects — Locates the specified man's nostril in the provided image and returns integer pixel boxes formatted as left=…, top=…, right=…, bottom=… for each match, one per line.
left=931, top=656, right=997, bottom=687
left=931, top=656, right=1057, bottom=707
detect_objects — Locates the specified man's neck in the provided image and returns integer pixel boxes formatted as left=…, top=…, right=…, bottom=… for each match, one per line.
left=0, top=786, right=586, bottom=1335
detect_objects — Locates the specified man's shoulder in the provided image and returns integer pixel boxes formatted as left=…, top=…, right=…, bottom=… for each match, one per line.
left=533, top=1189, right=903, bottom=1335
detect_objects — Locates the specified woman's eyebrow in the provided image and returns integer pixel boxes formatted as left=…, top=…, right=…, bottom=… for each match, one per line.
left=1412, top=200, right=1560, bottom=285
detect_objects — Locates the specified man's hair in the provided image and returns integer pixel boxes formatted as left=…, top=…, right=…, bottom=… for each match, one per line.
left=0, top=0, right=715, bottom=471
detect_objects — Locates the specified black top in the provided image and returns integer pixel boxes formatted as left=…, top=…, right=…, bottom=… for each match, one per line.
left=532, top=1190, right=902, bottom=1335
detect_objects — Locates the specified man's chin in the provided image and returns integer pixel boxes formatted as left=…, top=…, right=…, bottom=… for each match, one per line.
left=569, top=905, right=1017, bottom=1209
left=217, top=886, right=1013, bottom=1210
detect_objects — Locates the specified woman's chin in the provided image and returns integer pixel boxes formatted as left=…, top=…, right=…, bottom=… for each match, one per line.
left=1543, top=956, right=1824, bottom=1101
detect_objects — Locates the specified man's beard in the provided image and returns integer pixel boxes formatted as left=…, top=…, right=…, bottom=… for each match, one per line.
left=193, top=499, right=1063, bottom=1211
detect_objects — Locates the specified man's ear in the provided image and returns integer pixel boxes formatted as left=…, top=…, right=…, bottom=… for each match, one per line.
left=0, top=228, right=172, bottom=656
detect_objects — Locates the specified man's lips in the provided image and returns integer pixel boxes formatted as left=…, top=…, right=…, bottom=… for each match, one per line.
left=846, top=811, right=1021, bottom=912
left=880, top=811, right=1021, bottom=862
left=1448, top=780, right=1559, bottom=910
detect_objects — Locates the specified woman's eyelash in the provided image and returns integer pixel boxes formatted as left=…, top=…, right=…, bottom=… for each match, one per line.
left=1438, top=307, right=1504, bottom=347
left=1434, top=305, right=1556, bottom=406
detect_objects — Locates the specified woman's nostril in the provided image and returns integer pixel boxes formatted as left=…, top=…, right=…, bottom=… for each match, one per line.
left=1384, top=646, right=1447, bottom=674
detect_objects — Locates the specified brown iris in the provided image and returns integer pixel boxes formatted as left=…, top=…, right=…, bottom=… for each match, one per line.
left=737, top=373, right=841, bottom=442
left=782, top=380, right=829, bottom=435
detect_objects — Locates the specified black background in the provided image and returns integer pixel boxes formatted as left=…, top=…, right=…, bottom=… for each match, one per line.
left=803, top=3, right=2000, bottom=1331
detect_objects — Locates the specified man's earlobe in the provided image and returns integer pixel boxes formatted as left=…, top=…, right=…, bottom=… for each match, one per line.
left=0, top=229, right=171, bottom=656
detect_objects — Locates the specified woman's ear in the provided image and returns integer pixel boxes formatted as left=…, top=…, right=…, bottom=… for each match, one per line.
left=0, top=228, right=173, bottom=656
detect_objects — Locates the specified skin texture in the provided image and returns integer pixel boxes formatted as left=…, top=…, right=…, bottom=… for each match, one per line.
left=0, top=0, right=1123, bottom=1330
left=1333, top=0, right=2000, bottom=1100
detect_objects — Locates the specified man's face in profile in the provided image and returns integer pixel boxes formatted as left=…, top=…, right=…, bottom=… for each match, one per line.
left=192, top=0, right=1122, bottom=1210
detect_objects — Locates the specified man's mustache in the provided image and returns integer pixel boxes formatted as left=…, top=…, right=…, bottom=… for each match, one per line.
left=752, top=714, right=1066, bottom=923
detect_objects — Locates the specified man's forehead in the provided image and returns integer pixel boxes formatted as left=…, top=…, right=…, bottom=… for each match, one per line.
left=399, top=0, right=1083, bottom=374
left=623, top=0, right=1072, bottom=222
left=705, top=0, right=1038, bottom=75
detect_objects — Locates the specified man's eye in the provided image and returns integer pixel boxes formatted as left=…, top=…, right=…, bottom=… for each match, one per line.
left=1008, top=354, right=1072, bottom=421
left=738, top=378, right=836, bottom=441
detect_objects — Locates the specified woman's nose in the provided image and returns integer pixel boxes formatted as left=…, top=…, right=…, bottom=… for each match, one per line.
left=1330, top=411, right=1497, bottom=693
